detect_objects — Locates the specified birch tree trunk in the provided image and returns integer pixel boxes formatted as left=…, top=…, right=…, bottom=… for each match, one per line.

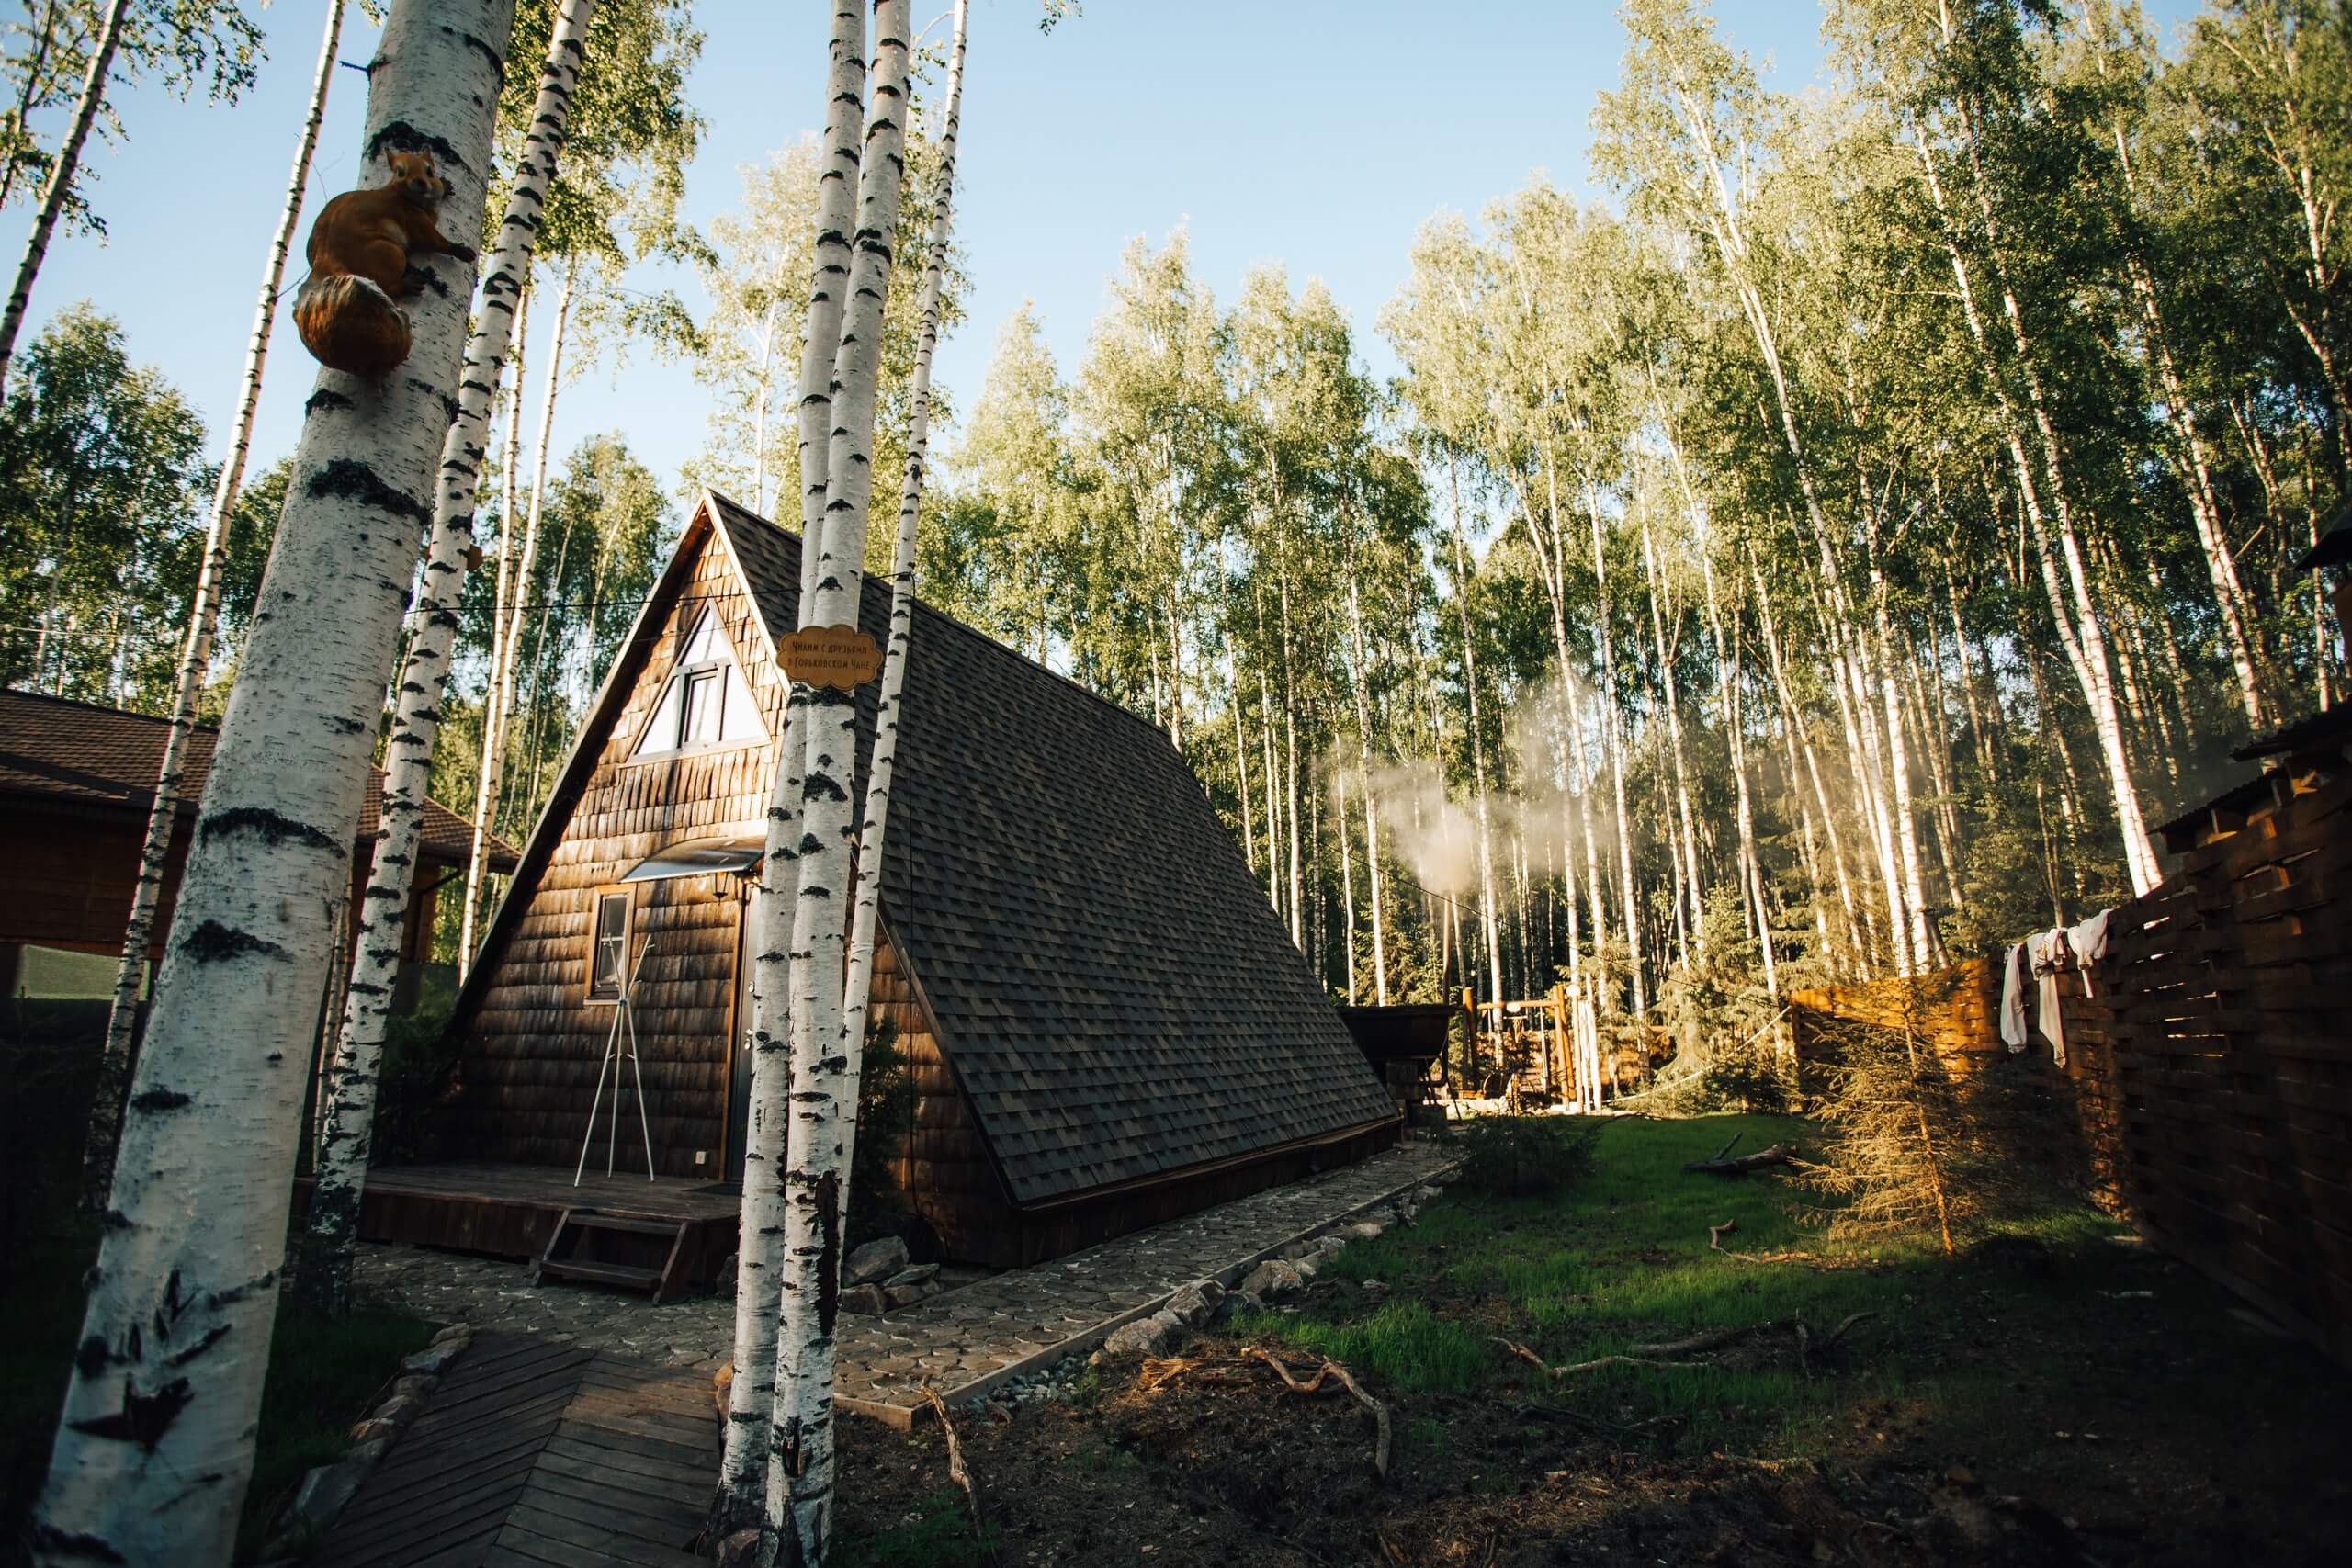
left=714, top=5, right=870, bottom=1551
left=838, top=0, right=965, bottom=1228
left=295, top=0, right=596, bottom=1318
left=32, top=6, right=512, bottom=1559
left=769, top=9, right=911, bottom=1561
left=1343, top=571, right=1387, bottom=1003
left=1447, top=491, right=1505, bottom=1031
left=85, top=0, right=346, bottom=1212
left=795, top=0, right=873, bottom=601
left=461, top=257, right=577, bottom=965
left=0, top=0, right=129, bottom=394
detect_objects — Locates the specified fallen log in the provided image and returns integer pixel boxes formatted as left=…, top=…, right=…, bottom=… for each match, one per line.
left=1683, top=1143, right=1799, bottom=1176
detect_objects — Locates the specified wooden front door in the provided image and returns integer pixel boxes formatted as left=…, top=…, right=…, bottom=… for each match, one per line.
left=726, top=896, right=754, bottom=1182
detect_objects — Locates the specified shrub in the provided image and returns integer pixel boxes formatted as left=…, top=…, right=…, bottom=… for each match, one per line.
left=847, top=1021, right=914, bottom=1250
left=1697, top=1038, right=1793, bottom=1115
left=1449, top=1114, right=1598, bottom=1198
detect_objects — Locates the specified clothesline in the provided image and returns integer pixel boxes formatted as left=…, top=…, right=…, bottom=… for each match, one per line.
left=1997, top=908, right=2114, bottom=1069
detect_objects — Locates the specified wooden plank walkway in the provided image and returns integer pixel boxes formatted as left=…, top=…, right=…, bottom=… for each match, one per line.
left=314, top=1331, right=715, bottom=1567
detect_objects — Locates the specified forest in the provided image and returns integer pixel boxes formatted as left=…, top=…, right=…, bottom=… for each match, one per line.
left=1, top=1, right=2346, bottom=1563
left=7, top=0, right=2341, bottom=1072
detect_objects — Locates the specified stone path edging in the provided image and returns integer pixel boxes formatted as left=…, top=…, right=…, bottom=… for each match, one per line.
left=842, top=1142, right=1460, bottom=1426
left=351, top=1140, right=1458, bottom=1433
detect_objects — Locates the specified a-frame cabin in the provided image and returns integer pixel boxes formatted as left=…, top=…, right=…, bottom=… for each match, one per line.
left=423, top=492, right=1397, bottom=1272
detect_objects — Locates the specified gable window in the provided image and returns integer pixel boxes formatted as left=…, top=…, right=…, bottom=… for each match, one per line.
left=589, top=890, right=632, bottom=1000
left=631, top=607, right=763, bottom=761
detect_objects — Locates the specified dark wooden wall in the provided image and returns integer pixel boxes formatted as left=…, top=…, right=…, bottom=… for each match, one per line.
left=1, top=800, right=438, bottom=964
left=455, top=531, right=781, bottom=1177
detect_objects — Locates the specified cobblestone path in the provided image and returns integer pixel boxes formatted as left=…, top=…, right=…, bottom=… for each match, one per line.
left=354, top=1138, right=1456, bottom=1426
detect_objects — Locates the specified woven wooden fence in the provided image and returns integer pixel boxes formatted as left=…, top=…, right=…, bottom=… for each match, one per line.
left=2064, top=763, right=2352, bottom=1367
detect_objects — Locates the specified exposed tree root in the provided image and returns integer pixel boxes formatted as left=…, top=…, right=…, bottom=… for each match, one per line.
left=1141, top=1348, right=1393, bottom=1482
left=920, top=1384, right=992, bottom=1562
left=1243, top=1346, right=1391, bottom=1481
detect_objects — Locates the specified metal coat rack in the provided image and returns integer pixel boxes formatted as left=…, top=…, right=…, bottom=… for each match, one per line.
left=577, top=933, right=657, bottom=1184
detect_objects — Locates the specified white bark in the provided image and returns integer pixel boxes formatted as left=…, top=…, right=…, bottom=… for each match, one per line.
left=838, top=0, right=965, bottom=1217
left=715, top=4, right=870, bottom=1548
left=32, top=6, right=512, bottom=1560
left=298, top=0, right=596, bottom=1317
left=769, top=6, right=910, bottom=1562
left=87, top=0, right=345, bottom=1211
left=796, top=1, right=872, bottom=603
left=462, top=257, right=577, bottom=967
left=0, top=0, right=128, bottom=394
left=1343, top=570, right=1387, bottom=1004
left=457, top=283, right=529, bottom=979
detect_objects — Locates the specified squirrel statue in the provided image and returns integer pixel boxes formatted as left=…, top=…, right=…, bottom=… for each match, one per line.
left=293, top=150, right=476, bottom=379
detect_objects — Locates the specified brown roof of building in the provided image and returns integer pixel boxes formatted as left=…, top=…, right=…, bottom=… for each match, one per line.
left=0, top=688, right=517, bottom=871
left=705, top=496, right=1398, bottom=1205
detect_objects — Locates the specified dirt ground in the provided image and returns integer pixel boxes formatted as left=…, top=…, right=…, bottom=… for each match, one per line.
left=834, top=1314, right=2346, bottom=1568
left=826, top=1118, right=2350, bottom=1568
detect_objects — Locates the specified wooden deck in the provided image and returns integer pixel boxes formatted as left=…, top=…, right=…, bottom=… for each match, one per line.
left=294, top=1161, right=742, bottom=1292
left=314, top=1331, right=718, bottom=1567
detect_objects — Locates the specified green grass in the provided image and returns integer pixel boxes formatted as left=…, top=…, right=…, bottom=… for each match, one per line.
left=1232, top=1112, right=2242, bottom=1457
left=831, top=1486, right=999, bottom=1568
left=0, top=1218, right=435, bottom=1563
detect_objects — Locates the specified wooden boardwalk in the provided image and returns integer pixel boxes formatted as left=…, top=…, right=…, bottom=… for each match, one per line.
left=314, top=1331, right=716, bottom=1567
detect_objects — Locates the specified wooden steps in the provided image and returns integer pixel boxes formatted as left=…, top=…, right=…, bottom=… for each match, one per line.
left=534, top=1209, right=696, bottom=1303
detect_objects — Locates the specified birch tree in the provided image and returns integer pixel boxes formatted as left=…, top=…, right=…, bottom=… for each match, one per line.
left=713, top=2, right=868, bottom=1555
left=0, top=0, right=126, bottom=393
left=32, top=4, right=514, bottom=1561
left=85, top=0, right=347, bottom=1213
left=769, top=6, right=912, bottom=1559
left=838, top=0, right=966, bottom=1220
left=293, top=0, right=598, bottom=1318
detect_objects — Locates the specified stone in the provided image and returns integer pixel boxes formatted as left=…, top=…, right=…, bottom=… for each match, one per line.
left=840, top=1283, right=889, bottom=1316
left=347, top=1438, right=393, bottom=1466
left=401, top=1344, right=462, bottom=1375
left=1281, top=1238, right=1320, bottom=1262
left=347, top=1418, right=399, bottom=1444
left=884, top=1280, right=935, bottom=1309
left=372, top=1396, right=420, bottom=1425
left=844, top=1235, right=911, bottom=1285
left=1294, top=1256, right=1320, bottom=1280
left=1164, top=1280, right=1226, bottom=1327
left=278, top=1461, right=370, bottom=1536
left=1239, top=1258, right=1305, bottom=1301
left=1346, top=1220, right=1386, bottom=1241
left=1101, top=1314, right=1182, bottom=1359
left=428, top=1323, right=470, bottom=1347
left=391, top=1374, right=435, bottom=1402
left=883, top=1263, right=940, bottom=1290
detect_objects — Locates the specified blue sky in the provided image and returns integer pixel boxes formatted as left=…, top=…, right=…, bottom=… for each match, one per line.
left=23, top=0, right=2200, bottom=512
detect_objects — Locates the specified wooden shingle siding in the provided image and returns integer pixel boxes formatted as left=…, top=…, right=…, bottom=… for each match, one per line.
left=456, top=528, right=784, bottom=1177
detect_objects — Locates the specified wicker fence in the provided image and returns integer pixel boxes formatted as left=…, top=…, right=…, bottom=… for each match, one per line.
left=2064, top=763, right=2351, bottom=1367
left=1786, top=759, right=2350, bottom=1366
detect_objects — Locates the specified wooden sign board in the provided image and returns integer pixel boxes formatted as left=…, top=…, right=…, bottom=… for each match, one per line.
left=779, top=624, right=884, bottom=690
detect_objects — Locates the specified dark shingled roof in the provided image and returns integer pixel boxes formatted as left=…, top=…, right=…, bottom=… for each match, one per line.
left=707, top=494, right=1396, bottom=1206
left=0, top=688, right=517, bottom=870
